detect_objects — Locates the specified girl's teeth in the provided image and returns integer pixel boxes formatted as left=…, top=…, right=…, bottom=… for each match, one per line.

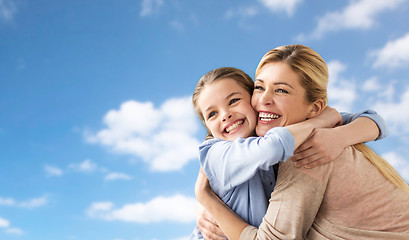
left=226, top=120, right=244, bottom=133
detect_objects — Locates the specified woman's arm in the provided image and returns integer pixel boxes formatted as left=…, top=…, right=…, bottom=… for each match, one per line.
left=195, top=203, right=226, bottom=240
left=292, top=110, right=387, bottom=168
left=196, top=160, right=330, bottom=240
left=195, top=168, right=249, bottom=240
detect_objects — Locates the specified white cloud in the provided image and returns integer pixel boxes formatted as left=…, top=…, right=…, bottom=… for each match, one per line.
left=362, top=77, right=381, bottom=92
left=140, top=0, right=163, bottom=17
left=298, top=0, right=405, bottom=40
left=5, top=227, right=24, bottom=235
left=44, top=165, right=63, bottom=177
left=104, top=172, right=132, bottom=181
left=0, top=195, right=47, bottom=209
left=0, top=0, right=17, bottom=22
left=0, top=217, right=9, bottom=228
left=382, top=151, right=409, bottom=183
left=372, top=86, right=409, bottom=135
left=259, top=0, right=302, bottom=16
left=86, top=194, right=196, bottom=223
left=371, top=32, right=409, bottom=69
left=327, top=60, right=357, bottom=112
left=0, top=197, right=14, bottom=206
left=69, top=159, right=98, bottom=173
left=18, top=196, right=48, bottom=208
left=86, top=97, right=201, bottom=171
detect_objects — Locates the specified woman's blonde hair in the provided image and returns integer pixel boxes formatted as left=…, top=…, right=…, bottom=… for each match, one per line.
left=259, top=44, right=409, bottom=193
left=192, top=67, right=254, bottom=139
left=256, top=44, right=328, bottom=106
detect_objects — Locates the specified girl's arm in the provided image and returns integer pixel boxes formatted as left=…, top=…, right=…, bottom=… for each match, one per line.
left=291, top=109, right=387, bottom=168
left=201, top=107, right=340, bottom=189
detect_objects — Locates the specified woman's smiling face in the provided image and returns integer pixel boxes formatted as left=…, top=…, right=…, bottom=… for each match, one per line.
left=252, top=62, right=315, bottom=137
left=197, top=78, right=257, bottom=141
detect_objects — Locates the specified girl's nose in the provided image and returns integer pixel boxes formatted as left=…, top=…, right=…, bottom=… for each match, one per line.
left=222, top=112, right=232, bottom=122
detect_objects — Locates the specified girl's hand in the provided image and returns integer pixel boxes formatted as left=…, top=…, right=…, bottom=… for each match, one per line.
left=196, top=204, right=226, bottom=240
left=291, top=128, right=346, bottom=168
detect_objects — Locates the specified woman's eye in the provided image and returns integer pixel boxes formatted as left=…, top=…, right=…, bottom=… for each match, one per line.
left=229, top=98, right=240, bottom=105
left=276, top=89, right=288, bottom=94
left=254, top=85, right=264, bottom=91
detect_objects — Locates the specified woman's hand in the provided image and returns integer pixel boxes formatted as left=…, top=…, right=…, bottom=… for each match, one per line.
left=196, top=203, right=227, bottom=240
left=195, top=168, right=212, bottom=201
left=291, top=127, right=346, bottom=168
left=314, top=106, right=342, bottom=128
left=195, top=168, right=227, bottom=239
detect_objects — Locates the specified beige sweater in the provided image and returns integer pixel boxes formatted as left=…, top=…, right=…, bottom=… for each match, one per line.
left=241, top=146, right=409, bottom=240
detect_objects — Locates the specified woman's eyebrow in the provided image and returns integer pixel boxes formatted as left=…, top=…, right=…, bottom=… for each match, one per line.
left=255, top=79, right=294, bottom=89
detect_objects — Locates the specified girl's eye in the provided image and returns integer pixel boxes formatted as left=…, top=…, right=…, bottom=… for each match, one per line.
left=208, top=111, right=217, bottom=119
left=229, top=98, right=240, bottom=105
left=276, top=89, right=288, bottom=94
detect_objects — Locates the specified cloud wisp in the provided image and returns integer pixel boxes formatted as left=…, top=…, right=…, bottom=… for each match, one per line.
left=140, top=0, right=164, bottom=17
left=259, top=0, right=303, bottom=16
left=0, top=196, right=48, bottom=209
left=0, top=0, right=18, bottom=23
left=44, top=165, right=63, bottom=177
left=86, top=194, right=196, bottom=223
left=327, top=60, right=357, bottom=112
left=371, top=32, right=409, bottom=69
left=0, top=217, right=23, bottom=235
left=85, top=97, right=201, bottom=171
left=297, top=0, right=405, bottom=40
left=382, top=151, right=409, bottom=183
left=372, top=86, right=409, bottom=135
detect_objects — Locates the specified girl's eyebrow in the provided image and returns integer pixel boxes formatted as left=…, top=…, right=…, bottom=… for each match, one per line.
left=255, top=79, right=294, bottom=90
left=225, top=92, right=241, bottom=100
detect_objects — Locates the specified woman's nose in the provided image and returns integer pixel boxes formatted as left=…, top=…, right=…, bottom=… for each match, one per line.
left=259, top=91, right=274, bottom=105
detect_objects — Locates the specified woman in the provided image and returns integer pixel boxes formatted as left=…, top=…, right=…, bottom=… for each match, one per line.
left=195, top=45, right=409, bottom=239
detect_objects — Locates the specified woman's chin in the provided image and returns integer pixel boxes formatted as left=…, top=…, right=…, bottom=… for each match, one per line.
left=255, top=126, right=269, bottom=137
left=256, top=122, right=281, bottom=137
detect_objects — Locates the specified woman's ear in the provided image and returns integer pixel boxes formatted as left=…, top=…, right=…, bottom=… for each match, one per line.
left=307, top=99, right=325, bottom=119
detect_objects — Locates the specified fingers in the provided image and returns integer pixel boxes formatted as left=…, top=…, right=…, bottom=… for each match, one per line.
left=294, top=142, right=312, bottom=154
left=197, top=217, right=226, bottom=240
left=292, top=146, right=315, bottom=162
left=293, top=153, right=321, bottom=168
left=302, top=158, right=326, bottom=169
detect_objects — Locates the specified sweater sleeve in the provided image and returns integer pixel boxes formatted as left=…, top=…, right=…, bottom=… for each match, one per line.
left=199, top=127, right=295, bottom=189
left=340, top=109, right=388, bottom=141
left=240, top=160, right=332, bottom=240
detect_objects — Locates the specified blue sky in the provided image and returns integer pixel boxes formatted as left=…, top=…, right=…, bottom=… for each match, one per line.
left=1, top=0, right=409, bottom=239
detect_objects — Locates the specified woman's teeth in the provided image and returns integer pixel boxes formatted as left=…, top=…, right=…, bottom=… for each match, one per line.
left=259, top=112, right=280, bottom=122
left=225, top=120, right=244, bottom=133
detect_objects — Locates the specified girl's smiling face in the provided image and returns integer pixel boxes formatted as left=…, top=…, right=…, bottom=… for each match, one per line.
left=252, top=62, right=316, bottom=137
left=197, top=78, right=257, bottom=141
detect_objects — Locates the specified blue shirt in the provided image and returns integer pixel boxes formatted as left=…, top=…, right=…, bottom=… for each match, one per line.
left=189, top=110, right=387, bottom=239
